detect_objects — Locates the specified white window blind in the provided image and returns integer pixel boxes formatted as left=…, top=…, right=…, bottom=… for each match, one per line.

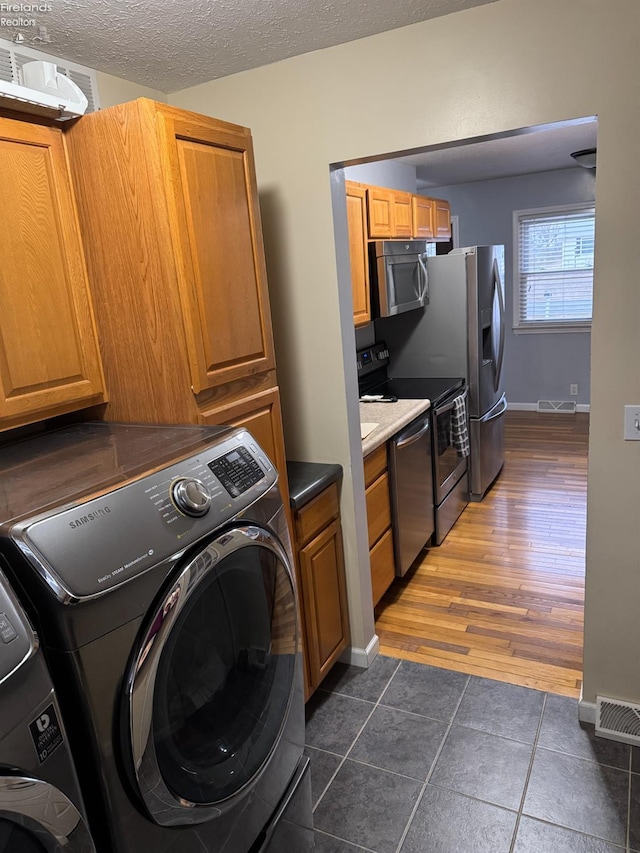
left=515, top=205, right=595, bottom=330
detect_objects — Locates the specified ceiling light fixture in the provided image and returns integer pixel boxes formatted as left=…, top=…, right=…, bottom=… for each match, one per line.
left=570, top=147, right=597, bottom=169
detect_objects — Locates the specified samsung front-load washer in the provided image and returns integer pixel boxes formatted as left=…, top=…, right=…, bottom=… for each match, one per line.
left=0, top=422, right=313, bottom=853
left=0, top=568, right=96, bottom=853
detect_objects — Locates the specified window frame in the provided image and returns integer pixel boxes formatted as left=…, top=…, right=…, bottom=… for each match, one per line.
left=512, top=202, right=595, bottom=335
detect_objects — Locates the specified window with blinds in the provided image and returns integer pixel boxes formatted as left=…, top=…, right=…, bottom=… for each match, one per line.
left=514, top=204, right=595, bottom=331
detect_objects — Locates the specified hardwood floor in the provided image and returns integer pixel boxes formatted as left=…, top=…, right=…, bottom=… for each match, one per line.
left=375, top=410, right=589, bottom=698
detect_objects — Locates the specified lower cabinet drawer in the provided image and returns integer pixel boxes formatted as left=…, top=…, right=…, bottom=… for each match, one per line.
left=365, top=472, right=392, bottom=549
left=370, top=527, right=395, bottom=607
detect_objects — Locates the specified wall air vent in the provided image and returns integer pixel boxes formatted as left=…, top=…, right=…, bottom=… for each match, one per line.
left=536, top=400, right=577, bottom=414
left=0, top=37, right=99, bottom=118
left=596, top=696, right=640, bottom=746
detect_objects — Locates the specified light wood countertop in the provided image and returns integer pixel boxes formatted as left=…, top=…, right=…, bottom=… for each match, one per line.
left=360, top=399, right=431, bottom=456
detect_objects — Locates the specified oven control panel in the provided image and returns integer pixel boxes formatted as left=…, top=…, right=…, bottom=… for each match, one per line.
left=356, top=342, right=390, bottom=379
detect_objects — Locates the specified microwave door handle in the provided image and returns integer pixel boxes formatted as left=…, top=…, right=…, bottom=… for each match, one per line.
left=418, top=253, right=429, bottom=304
left=386, top=261, right=397, bottom=311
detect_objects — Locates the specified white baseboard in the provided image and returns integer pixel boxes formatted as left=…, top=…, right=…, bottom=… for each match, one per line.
left=341, top=633, right=380, bottom=669
left=578, top=690, right=597, bottom=725
left=508, top=402, right=590, bottom=413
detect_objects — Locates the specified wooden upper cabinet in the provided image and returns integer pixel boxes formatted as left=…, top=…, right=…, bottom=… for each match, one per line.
left=433, top=197, right=452, bottom=240
left=345, top=182, right=370, bottom=327
left=412, top=195, right=436, bottom=239
left=66, top=99, right=278, bottom=423
left=392, top=191, right=413, bottom=238
left=158, top=108, right=275, bottom=394
left=366, top=186, right=394, bottom=238
left=0, top=118, right=105, bottom=430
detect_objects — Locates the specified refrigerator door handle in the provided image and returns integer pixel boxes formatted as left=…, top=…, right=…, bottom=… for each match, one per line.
left=492, top=258, right=506, bottom=392
left=479, top=393, right=508, bottom=423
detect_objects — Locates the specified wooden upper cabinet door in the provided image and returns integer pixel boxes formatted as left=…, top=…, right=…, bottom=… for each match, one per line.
left=433, top=197, right=452, bottom=240
left=392, top=191, right=413, bottom=238
left=366, top=186, right=394, bottom=238
left=345, top=182, right=370, bottom=327
left=412, top=195, right=435, bottom=239
left=158, top=109, right=276, bottom=394
left=0, top=119, right=105, bottom=428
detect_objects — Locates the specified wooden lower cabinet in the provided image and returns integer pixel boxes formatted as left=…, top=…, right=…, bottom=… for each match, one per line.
left=370, top=528, right=395, bottom=608
left=364, top=444, right=395, bottom=606
left=291, top=480, right=350, bottom=700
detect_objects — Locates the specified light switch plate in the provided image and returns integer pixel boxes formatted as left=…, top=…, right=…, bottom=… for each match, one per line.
left=624, top=405, right=640, bottom=440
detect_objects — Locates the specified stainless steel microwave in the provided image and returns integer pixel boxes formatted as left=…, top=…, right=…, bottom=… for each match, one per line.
left=370, top=240, right=429, bottom=318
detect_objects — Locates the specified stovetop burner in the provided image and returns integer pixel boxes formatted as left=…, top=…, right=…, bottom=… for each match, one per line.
left=370, top=377, right=464, bottom=407
left=357, top=341, right=465, bottom=407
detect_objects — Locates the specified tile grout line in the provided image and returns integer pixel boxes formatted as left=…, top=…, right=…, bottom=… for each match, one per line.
left=508, top=692, right=548, bottom=853
left=626, top=746, right=632, bottom=853
left=312, top=659, right=403, bottom=813
left=393, top=673, right=472, bottom=853
left=313, top=827, right=378, bottom=852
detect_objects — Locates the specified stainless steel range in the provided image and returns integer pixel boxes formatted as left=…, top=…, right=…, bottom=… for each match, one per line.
left=358, top=343, right=469, bottom=547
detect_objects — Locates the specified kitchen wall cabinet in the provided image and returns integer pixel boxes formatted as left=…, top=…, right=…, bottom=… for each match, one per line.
left=65, top=99, right=290, bottom=509
left=366, top=185, right=395, bottom=238
left=345, top=182, right=371, bottom=327
left=366, top=186, right=416, bottom=239
left=0, top=116, right=106, bottom=431
left=363, top=443, right=395, bottom=606
left=288, top=465, right=350, bottom=700
left=412, top=195, right=436, bottom=239
left=433, top=197, right=452, bottom=240
left=392, top=191, right=413, bottom=238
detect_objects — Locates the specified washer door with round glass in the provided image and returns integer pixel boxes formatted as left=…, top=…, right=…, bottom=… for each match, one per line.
left=125, top=524, right=298, bottom=827
left=0, top=774, right=96, bottom=853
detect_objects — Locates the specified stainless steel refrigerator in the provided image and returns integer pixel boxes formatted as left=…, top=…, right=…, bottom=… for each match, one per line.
left=381, top=245, right=507, bottom=500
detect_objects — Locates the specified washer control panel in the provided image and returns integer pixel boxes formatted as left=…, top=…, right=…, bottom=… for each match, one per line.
left=171, top=478, right=212, bottom=517
left=208, top=446, right=265, bottom=498
left=16, top=429, right=279, bottom=601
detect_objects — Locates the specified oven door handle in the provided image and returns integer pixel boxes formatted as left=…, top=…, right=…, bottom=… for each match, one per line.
left=434, top=387, right=467, bottom=417
left=395, top=418, right=430, bottom=448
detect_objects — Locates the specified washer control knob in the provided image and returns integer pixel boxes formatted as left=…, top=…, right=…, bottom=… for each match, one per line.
left=172, top=478, right=211, bottom=517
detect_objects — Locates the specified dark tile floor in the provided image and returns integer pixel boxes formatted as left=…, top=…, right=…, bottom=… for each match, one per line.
left=305, top=656, right=640, bottom=853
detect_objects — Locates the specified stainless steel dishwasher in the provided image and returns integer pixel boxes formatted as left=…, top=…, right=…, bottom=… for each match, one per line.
left=388, top=411, right=435, bottom=576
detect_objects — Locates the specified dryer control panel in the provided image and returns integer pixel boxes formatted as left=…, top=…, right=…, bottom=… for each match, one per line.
left=11, top=429, right=280, bottom=602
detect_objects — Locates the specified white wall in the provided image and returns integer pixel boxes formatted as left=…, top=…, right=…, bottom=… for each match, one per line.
left=345, top=161, right=417, bottom=193
left=96, top=70, right=167, bottom=107
left=170, top=0, right=640, bottom=705
left=432, top=167, right=595, bottom=406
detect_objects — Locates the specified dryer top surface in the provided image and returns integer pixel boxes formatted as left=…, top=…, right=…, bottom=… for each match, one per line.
left=0, top=422, right=230, bottom=525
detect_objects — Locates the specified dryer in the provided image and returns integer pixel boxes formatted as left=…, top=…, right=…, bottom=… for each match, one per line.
left=0, top=568, right=95, bottom=853
left=0, top=422, right=313, bottom=853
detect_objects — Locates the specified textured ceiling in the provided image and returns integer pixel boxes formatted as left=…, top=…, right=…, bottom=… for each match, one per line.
left=4, top=0, right=500, bottom=93
left=394, top=119, right=598, bottom=187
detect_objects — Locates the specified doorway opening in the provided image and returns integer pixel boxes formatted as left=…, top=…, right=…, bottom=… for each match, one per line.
left=335, top=116, right=597, bottom=697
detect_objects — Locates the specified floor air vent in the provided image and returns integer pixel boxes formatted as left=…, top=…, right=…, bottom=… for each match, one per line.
left=596, top=696, right=640, bottom=745
left=536, top=400, right=577, bottom=414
